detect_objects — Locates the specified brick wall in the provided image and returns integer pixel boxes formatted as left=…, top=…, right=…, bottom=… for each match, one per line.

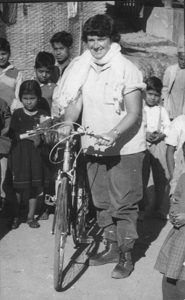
left=0, top=2, right=114, bottom=79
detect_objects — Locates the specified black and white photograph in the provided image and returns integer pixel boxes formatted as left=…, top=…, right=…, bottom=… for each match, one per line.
left=0, top=1, right=184, bottom=299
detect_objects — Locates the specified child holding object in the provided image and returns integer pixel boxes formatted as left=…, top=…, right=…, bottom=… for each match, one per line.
left=8, top=80, right=50, bottom=229
left=140, top=76, right=171, bottom=220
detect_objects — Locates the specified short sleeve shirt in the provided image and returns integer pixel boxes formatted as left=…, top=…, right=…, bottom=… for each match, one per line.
left=81, top=55, right=146, bottom=156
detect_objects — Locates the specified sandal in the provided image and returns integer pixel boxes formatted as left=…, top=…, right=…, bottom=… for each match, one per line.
left=27, top=218, right=40, bottom=228
left=11, top=217, right=20, bottom=230
left=39, top=209, right=49, bottom=220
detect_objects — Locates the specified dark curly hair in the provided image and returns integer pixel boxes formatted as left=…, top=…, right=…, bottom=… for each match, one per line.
left=50, top=31, right=73, bottom=48
left=0, top=38, right=10, bottom=54
left=19, top=80, right=42, bottom=101
left=82, top=14, right=120, bottom=43
left=145, top=76, right=163, bottom=94
left=34, top=51, right=55, bottom=70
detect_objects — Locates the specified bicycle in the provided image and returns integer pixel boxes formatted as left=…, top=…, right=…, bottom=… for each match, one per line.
left=20, top=120, right=109, bottom=291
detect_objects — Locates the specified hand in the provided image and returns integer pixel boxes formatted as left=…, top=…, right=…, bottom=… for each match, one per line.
left=95, top=130, right=117, bottom=147
left=57, top=124, right=73, bottom=139
left=39, top=116, right=52, bottom=128
left=151, top=132, right=165, bottom=143
left=28, top=135, right=41, bottom=147
left=43, top=131, right=59, bottom=145
left=146, top=131, right=156, bottom=143
left=171, top=213, right=185, bottom=228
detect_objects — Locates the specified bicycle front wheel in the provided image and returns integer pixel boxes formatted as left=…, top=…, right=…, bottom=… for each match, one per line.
left=72, top=183, right=88, bottom=246
left=53, top=176, right=69, bottom=291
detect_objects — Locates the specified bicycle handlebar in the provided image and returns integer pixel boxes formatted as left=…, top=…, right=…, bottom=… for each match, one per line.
left=19, top=122, right=110, bottom=142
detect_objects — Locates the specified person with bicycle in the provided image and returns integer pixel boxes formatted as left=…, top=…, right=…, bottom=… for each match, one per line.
left=53, top=14, right=146, bottom=279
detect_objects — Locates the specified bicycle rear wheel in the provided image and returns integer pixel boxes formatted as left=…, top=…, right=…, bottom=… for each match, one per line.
left=53, top=176, right=69, bottom=291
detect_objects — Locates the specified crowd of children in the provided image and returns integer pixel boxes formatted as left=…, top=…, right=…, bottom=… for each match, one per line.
left=0, top=32, right=72, bottom=228
left=0, top=26, right=185, bottom=299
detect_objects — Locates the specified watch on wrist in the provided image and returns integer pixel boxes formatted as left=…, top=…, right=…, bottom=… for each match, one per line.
left=113, top=128, right=121, bottom=140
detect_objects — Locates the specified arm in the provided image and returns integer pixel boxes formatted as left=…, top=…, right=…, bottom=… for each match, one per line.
left=64, top=95, right=83, bottom=123
left=59, top=95, right=83, bottom=136
left=14, top=71, right=23, bottom=99
left=166, top=144, right=175, bottom=180
left=98, top=89, right=143, bottom=146
left=1, top=102, right=11, bottom=136
left=10, top=71, right=24, bottom=113
left=170, top=174, right=185, bottom=227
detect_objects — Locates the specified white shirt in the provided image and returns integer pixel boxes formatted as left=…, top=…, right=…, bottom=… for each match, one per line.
left=165, top=115, right=185, bottom=193
left=144, top=105, right=170, bottom=135
left=81, top=57, right=146, bottom=156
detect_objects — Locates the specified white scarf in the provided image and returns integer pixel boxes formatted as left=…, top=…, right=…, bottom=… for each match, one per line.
left=52, top=43, right=132, bottom=116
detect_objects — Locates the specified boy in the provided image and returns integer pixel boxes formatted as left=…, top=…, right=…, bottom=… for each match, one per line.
left=50, top=31, right=73, bottom=83
left=34, top=51, right=56, bottom=115
left=141, top=76, right=171, bottom=219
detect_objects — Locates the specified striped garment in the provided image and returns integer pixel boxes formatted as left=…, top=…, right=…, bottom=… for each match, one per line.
left=155, top=173, right=185, bottom=280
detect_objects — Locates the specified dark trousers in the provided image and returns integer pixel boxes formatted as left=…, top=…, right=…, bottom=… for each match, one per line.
left=141, top=147, right=169, bottom=212
left=86, top=152, right=144, bottom=247
left=162, top=276, right=185, bottom=300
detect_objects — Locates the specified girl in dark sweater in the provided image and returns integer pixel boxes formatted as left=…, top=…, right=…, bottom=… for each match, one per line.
left=9, top=80, right=50, bottom=229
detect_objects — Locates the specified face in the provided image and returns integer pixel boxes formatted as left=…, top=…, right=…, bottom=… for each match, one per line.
left=86, top=36, right=112, bottom=60
left=145, top=90, right=161, bottom=107
left=0, top=50, right=10, bottom=68
left=21, top=93, right=38, bottom=111
left=52, top=42, right=70, bottom=64
left=178, top=52, right=185, bottom=69
left=35, top=67, right=51, bottom=84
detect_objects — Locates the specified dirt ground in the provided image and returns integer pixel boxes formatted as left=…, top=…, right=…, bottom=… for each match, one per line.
left=0, top=210, right=172, bottom=300
left=0, top=31, right=178, bottom=300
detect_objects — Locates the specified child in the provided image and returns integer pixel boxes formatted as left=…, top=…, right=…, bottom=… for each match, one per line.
left=34, top=51, right=56, bottom=115
left=14, top=52, right=56, bottom=116
left=0, top=38, right=23, bottom=112
left=154, top=142, right=185, bottom=300
left=141, top=76, right=171, bottom=219
left=0, top=97, right=11, bottom=211
left=9, top=80, right=50, bottom=229
left=50, top=31, right=73, bottom=83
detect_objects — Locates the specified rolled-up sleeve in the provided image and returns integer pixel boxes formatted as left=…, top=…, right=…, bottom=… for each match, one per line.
left=122, top=61, right=146, bottom=96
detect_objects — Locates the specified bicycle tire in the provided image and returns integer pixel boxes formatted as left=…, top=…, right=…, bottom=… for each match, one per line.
left=53, top=176, right=69, bottom=291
